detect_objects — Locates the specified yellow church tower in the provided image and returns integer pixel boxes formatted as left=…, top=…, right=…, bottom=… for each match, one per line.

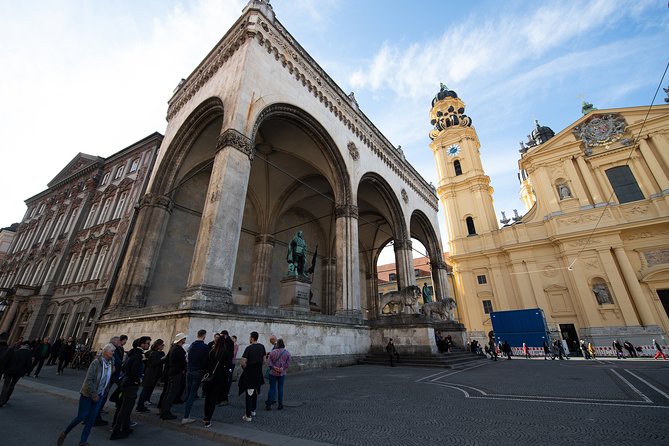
left=428, top=84, right=498, bottom=256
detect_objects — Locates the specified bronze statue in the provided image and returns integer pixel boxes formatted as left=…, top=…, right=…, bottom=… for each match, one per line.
left=287, top=230, right=307, bottom=276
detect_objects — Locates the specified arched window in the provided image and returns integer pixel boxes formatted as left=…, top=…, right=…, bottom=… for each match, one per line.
left=454, top=160, right=462, bottom=176
left=91, top=246, right=108, bottom=280
left=466, top=216, right=477, bottom=235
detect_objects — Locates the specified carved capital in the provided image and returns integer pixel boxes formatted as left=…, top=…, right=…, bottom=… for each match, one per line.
left=430, top=260, right=448, bottom=270
left=138, top=193, right=172, bottom=211
left=393, top=239, right=412, bottom=251
left=255, top=234, right=276, bottom=245
left=334, top=204, right=358, bottom=219
left=216, top=129, right=254, bottom=160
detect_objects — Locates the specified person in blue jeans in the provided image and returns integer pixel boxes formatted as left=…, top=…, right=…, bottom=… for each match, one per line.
left=265, top=339, right=291, bottom=410
left=181, top=329, right=210, bottom=425
left=57, top=344, right=115, bottom=446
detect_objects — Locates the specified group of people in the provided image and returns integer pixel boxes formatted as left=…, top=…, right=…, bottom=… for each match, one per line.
left=49, top=329, right=292, bottom=445
left=435, top=331, right=453, bottom=353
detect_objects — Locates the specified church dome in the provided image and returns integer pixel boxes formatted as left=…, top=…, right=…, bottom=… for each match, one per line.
left=520, top=120, right=555, bottom=153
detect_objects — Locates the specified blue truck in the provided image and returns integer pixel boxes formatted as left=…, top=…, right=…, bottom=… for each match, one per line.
left=490, top=308, right=550, bottom=348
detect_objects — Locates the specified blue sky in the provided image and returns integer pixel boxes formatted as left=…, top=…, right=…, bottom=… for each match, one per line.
left=1, top=0, right=667, bottom=255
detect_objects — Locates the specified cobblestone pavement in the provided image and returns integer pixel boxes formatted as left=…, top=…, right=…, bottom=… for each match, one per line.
left=5, top=357, right=669, bottom=445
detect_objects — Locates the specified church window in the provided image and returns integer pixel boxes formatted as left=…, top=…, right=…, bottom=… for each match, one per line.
left=482, top=300, right=493, bottom=314
left=84, top=203, right=98, bottom=228
left=454, top=160, right=462, bottom=176
left=605, top=166, right=644, bottom=204
left=75, top=249, right=92, bottom=282
left=112, top=192, right=127, bottom=219
left=129, top=158, right=140, bottom=173
left=91, top=246, right=108, bottom=280
left=114, top=165, right=124, bottom=180
left=477, top=274, right=487, bottom=284
left=98, top=198, right=112, bottom=225
left=100, top=172, right=110, bottom=186
left=466, top=217, right=477, bottom=235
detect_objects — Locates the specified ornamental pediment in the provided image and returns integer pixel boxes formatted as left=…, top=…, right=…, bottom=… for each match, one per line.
left=572, top=113, right=629, bottom=156
left=47, top=153, right=103, bottom=188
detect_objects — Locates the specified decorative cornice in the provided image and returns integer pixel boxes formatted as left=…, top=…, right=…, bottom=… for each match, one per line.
left=216, top=129, right=254, bottom=160
left=334, top=204, right=358, bottom=219
left=138, top=193, right=173, bottom=212
left=393, top=239, right=412, bottom=251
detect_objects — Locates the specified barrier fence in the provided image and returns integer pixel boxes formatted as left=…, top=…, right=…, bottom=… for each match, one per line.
left=508, top=344, right=668, bottom=357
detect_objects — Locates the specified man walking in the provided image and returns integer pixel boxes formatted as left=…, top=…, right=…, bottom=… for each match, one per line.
left=30, top=336, right=51, bottom=378
left=57, top=344, right=115, bottom=446
left=385, top=338, right=400, bottom=367
left=0, top=340, right=33, bottom=407
left=182, top=329, right=209, bottom=425
left=159, top=333, right=187, bottom=420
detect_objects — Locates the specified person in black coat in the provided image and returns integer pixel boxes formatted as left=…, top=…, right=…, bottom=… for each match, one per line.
left=135, top=339, right=165, bottom=412
left=0, top=341, right=33, bottom=406
left=30, top=337, right=51, bottom=378
left=57, top=337, right=75, bottom=375
left=0, top=332, right=10, bottom=380
left=159, top=333, right=187, bottom=420
left=238, top=331, right=266, bottom=422
left=202, top=334, right=232, bottom=427
left=110, top=336, right=151, bottom=440
left=49, top=336, right=63, bottom=366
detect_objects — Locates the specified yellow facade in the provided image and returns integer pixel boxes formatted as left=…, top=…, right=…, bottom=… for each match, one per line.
left=430, top=85, right=669, bottom=349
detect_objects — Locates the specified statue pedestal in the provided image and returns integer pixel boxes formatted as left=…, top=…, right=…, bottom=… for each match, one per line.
left=280, top=276, right=312, bottom=313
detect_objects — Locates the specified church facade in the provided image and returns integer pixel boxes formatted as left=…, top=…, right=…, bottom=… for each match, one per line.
left=431, top=85, right=669, bottom=351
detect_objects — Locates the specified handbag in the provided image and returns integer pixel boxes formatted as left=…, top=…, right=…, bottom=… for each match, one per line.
left=202, top=360, right=219, bottom=383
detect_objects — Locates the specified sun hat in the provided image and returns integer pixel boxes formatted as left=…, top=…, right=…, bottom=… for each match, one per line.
left=174, top=332, right=187, bottom=344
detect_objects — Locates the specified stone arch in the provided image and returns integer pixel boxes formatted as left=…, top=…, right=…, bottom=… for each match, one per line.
left=410, top=209, right=451, bottom=303
left=151, top=96, right=225, bottom=195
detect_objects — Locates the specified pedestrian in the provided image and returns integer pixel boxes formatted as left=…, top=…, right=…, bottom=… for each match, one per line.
left=136, top=339, right=165, bottom=412
left=385, top=338, right=400, bottom=366
left=523, top=342, right=531, bottom=359
left=48, top=336, right=63, bottom=366
left=588, top=341, right=596, bottom=359
left=488, top=338, right=497, bottom=361
left=238, top=331, right=266, bottom=422
left=217, top=331, right=234, bottom=405
left=265, top=338, right=291, bottom=411
left=95, top=335, right=125, bottom=426
left=110, top=336, right=151, bottom=440
left=653, top=339, right=667, bottom=360
left=269, top=334, right=278, bottom=351
left=0, top=332, right=10, bottom=380
left=202, top=333, right=233, bottom=428
left=623, top=340, right=637, bottom=358
left=30, top=336, right=51, bottom=378
left=57, top=337, right=75, bottom=375
left=555, top=339, right=565, bottom=360
left=542, top=341, right=549, bottom=360
left=57, top=343, right=114, bottom=446
left=613, top=339, right=624, bottom=359
left=159, top=333, right=187, bottom=420
left=580, top=340, right=590, bottom=359
left=561, top=339, right=571, bottom=359
left=501, top=340, right=512, bottom=360
left=228, top=335, right=239, bottom=396
left=0, top=340, right=33, bottom=407
left=181, top=329, right=210, bottom=425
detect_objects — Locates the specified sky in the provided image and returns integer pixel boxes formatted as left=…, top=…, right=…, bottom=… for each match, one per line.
left=1, top=0, right=668, bottom=260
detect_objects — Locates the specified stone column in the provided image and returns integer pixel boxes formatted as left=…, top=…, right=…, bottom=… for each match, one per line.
left=108, top=193, right=172, bottom=309
left=250, top=234, right=275, bottom=306
left=564, top=158, right=591, bottom=207
left=430, top=259, right=452, bottom=302
left=638, top=138, right=669, bottom=192
left=183, top=129, right=254, bottom=309
left=334, top=204, right=361, bottom=317
left=322, top=257, right=336, bottom=315
left=598, top=249, right=638, bottom=326
left=613, top=246, right=655, bottom=326
left=0, top=297, right=20, bottom=333
left=393, top=238, right=415, bottom=290
left=576, top=157, right=604, bottom=205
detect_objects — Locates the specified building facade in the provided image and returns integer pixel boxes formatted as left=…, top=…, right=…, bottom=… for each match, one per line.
left=431, top=84, right=669, bottom=350
left=0, top=133, right=162, bottom=344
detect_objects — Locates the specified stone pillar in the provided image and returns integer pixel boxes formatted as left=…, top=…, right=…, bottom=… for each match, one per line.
left=250, top=234, right=275, bottom=306
left=334, top=204, right=361, bottom=317
left=598, top=249, right=638, bottom=326
left=0, top=297, right=20, bottom=333
left=613, top=246, right=655, bottom=326
left=576, top=157, right=604, bottom=205
left=183, top=129, right=254, bottom=309
left=323, top=257, right=336, bottom=315
left=108, top=193, right=172, bottom=309
left=365, top=272, right=377, bottom=318
left=565, top=261, right=599, bottom=327
left=430, top=259, right=452, bottom=302
left=563, top=158, right=591, bottom=207
left=393, top=238, right=415, bottom=290
left=638, top=138, right=669, bottom=192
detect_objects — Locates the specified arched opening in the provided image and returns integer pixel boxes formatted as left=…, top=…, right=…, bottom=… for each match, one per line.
left=454, top=160, right=462, bottom=176
left=466, top=216, right=477, bottom=235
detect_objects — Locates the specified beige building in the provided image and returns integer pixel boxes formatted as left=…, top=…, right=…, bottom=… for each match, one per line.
left=430, top=84, right=669, bottom=350
left=0, top=133, right=162, bottom=344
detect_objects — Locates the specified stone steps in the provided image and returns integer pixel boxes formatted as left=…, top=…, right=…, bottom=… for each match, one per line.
left=359, top=350, right=486, bottom=369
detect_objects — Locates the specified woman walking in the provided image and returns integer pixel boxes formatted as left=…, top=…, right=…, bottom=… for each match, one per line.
left=136, top=339, right=165, bottom=412
left=265, top=339, right=291, bottom=410
left=57, top=344, right=115, bottom=446
left=202, top=334, right=233, bottom=427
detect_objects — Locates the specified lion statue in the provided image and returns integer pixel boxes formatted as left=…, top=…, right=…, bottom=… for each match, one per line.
left=379, top=285, right=421, bottom=315
left=420, top=297, right=456, bottom=320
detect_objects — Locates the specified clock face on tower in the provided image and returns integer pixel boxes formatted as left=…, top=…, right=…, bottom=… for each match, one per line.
left=447, top=144, right=461, bottom=157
